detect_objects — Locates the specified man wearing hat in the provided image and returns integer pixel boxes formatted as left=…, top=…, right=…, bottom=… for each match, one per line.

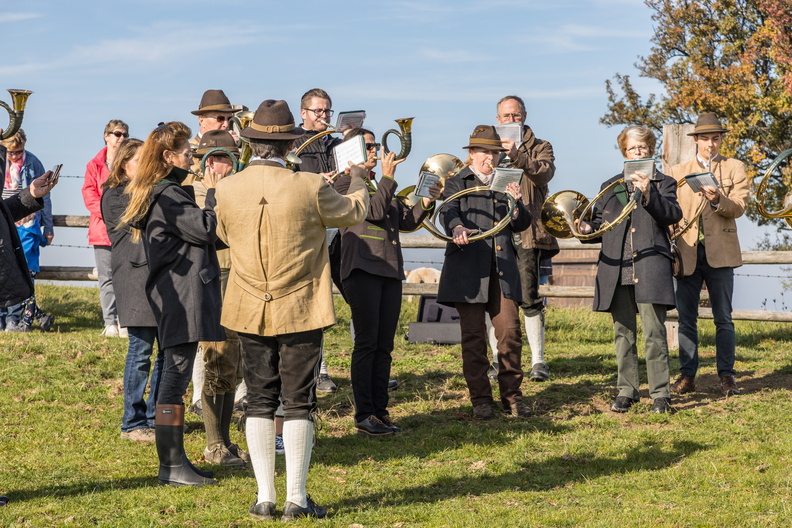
left=669, top=113, right=749, bottom=397
left=214, top=99, right=369, bottom=521
left=189, top=130, right=251, bottom=467
left=186, top=90, right=236, bottom=183
left=437, top=125, right=532, bottom=420
left=495, top=95, right=558, bottom=383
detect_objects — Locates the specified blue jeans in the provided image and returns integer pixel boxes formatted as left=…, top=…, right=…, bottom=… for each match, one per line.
left=676, top=244, right=736, bottom=378
left=122, top=326, right=163, bottom=432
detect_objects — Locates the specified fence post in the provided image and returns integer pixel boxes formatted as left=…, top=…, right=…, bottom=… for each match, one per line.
left=662, top=124, right=695, bottom=350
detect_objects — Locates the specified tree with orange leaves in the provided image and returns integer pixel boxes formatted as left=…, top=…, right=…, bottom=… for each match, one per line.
left=601, top=0, right=792, bottom=230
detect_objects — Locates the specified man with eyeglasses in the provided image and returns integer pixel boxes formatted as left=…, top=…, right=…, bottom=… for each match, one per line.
left=494, top=95, right=558, bottom=383
left=293, top=88, right=344, bottom=393
left=293, top=88, right=341, bottom=180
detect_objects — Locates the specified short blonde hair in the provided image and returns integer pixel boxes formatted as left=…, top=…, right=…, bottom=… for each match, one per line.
left=1, top=129, right=26, bottom=151
left=617, top=126, right=656, bottom=157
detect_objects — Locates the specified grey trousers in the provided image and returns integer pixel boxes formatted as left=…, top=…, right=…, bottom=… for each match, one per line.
left=610, top=284, right=671, bottom=400
left=94, top=245, right=118, bottom=326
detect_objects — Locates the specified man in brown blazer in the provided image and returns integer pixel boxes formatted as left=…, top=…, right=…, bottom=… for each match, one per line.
left=669, top=113, right=749, bottom=397
left=495, top=95, right=558, bottom=382
left=214, top=100, right=369, bottom=521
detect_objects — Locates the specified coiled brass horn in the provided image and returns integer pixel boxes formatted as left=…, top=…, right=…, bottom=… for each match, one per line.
left=199, top=147, right=243, bottom=175
left=541, top=179, right=642, bottom=240
left=1, top=89, right=33, bottom=140
left=382, top=117, right=413, bottom=161
left=397, top=153, right=465, bottom=233
left=755, top=148, right=792, bottom=228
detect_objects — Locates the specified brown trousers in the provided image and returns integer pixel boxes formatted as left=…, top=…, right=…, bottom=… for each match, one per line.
left=455, top=267, right=524, bottom=409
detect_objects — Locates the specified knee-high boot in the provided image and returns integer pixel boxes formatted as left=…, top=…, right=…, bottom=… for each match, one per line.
left=155, top=404, right=216, bottom=486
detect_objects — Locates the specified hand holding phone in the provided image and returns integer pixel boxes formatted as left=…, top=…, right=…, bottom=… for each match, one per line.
left=47, top=164, right=63, bottom=184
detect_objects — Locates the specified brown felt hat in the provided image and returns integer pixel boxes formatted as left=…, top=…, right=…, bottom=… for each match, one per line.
left=194, top=130, right=240, bottom=157
left=191, top=89, right=234, bottom=116
left=462, top=125, right=506, bottom=151
left=688, top=112, right=730, bottom=136
left=241, top=99, right=305, bottom=140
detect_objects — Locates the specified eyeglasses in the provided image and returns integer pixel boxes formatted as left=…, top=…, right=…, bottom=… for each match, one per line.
left=304, top=108, right=334, bottom=117
left=627, top=146, right=650, bottom=153
left=500, top=113, right=523, bottom=119
left=109, top=131, right=129, bottom=138
left=206, top=115, right=232, bottom=123
left=366, top=143, right=381, bottom=151
left=7, top=149, right=24, bottom=155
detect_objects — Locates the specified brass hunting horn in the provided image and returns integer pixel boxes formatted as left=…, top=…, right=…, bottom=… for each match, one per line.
left=397, top=153, right=465, bottom=232
left=541, top=179, right=642, bottom=240
left=755, top=148, right=792, bottom=228
left=382, top=117, right=413, bottom=161
left=230, top=110, right=255, bottom=166
left=670, top=178, right=708, bottom=240
left=408, top=154, right=517, bottom=242
left=1, top=89, right=33, bottom=140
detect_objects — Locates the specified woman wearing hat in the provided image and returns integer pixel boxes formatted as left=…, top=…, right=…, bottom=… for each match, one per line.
left=578, top=126, right=682, bottom=414
left=333, top=128, right=441, bottom=437
left=120, top=121, right=225, bottom=487
left=668, top=113, right=749, bottom=397
left=437, top=125, right=532, bottom=420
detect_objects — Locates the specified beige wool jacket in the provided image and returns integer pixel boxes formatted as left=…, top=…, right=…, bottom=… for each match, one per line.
left=214, top=161, right=369, bottom=336
left=669, top=156, right=749, bottom=274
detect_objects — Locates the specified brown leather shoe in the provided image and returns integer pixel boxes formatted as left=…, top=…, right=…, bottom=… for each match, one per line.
left=720, top=375, right=742, bottom=396
left=671, top=374, right=696, bottom=394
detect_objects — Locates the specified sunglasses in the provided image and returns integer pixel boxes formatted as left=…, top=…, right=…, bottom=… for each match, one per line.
left=7, top=149, right=24, bottom=155
left=109, top=131, right=129, bottom=138
left=366, top=143, right=381, bottom=151
left=207, top=115, right=231, bottom=123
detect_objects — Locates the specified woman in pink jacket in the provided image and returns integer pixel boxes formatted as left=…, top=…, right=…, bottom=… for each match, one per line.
left=82, top=119, right=129, bottom=337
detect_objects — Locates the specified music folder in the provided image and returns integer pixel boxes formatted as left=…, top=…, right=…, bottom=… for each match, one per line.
left=332, top=134, right=366, bottom=173
left=623, top=158, right=656, bottom=180
left=335, top=110, right=366, bottom=133
left=489, top=168, right=523, bottom=193
left=684, top=172, right=719, bottom=192
left=415, top=171, right=441, bottom=198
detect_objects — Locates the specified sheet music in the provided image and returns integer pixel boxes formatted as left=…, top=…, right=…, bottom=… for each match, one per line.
left=415, top=171, right=441, bottom=198
left=685, top=172, right=719, bottom=193
left=335, top=111, right=366, bottom=133
left=332, top=135, right=366, bottom=173
left=623, top=158, right=656, bottom=181
left=494, top=123, right=522, bottom=146
left=489, top=168, right=523, bottom=193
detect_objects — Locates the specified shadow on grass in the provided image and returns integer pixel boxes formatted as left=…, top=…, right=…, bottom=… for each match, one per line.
left=7, top=476, right=156, bottom=502
left=327, top=439, right=708, bottom=511
left=43, top=291, right=104, bottom=333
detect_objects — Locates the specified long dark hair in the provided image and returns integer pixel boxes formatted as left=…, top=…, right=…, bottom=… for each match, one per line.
left=104, top=138, right=143, bottom=189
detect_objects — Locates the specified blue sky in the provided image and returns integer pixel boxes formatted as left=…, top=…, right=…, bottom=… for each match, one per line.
left=3, top=0, right=785, bottom=308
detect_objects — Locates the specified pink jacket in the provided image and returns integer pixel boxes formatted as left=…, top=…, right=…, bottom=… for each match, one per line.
left=82, top=147, right=111, bottom=246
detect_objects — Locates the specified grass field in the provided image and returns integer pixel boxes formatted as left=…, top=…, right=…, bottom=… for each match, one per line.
left=1, top=283, right=791, bottom=527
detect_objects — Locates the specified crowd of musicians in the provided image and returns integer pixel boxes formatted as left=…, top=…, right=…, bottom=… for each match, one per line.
left=0, top=87, right=749, bottom=518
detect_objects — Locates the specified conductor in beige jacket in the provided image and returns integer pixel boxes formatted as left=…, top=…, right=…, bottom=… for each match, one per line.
left=214, top=100, right=369, bottom=521
left=669, top=113, right=749, bottom=398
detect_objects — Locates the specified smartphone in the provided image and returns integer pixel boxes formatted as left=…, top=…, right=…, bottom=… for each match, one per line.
left=47, top=164, right=63, bottom=183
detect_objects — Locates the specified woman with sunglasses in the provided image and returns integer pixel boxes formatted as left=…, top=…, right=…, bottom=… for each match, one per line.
left=120, top=121, right=224, bottom=486
left=333, top=128, right=441, bottom=437
left=82, top=119, right=129, bottom=337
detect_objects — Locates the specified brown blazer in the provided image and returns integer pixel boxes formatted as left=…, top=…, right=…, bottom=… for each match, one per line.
left=669, top=155, right=749, bottom=273
left=214, top=160, right=369, bottom=336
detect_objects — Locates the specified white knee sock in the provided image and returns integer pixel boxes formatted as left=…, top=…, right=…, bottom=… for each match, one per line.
left=191, top=347, right=206, bottom=404
left=284, top=419, right=313, bottom=508
left=246, top=417, right=276, bottom=505
left=525, top=314, right=545, bottom=365
left=485, top=314, right=499, bottom=364
left=234, top=378, right=247, bottom=403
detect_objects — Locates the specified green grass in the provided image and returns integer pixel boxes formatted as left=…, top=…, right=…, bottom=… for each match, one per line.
left=1, top=284, right=791, bottom=527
